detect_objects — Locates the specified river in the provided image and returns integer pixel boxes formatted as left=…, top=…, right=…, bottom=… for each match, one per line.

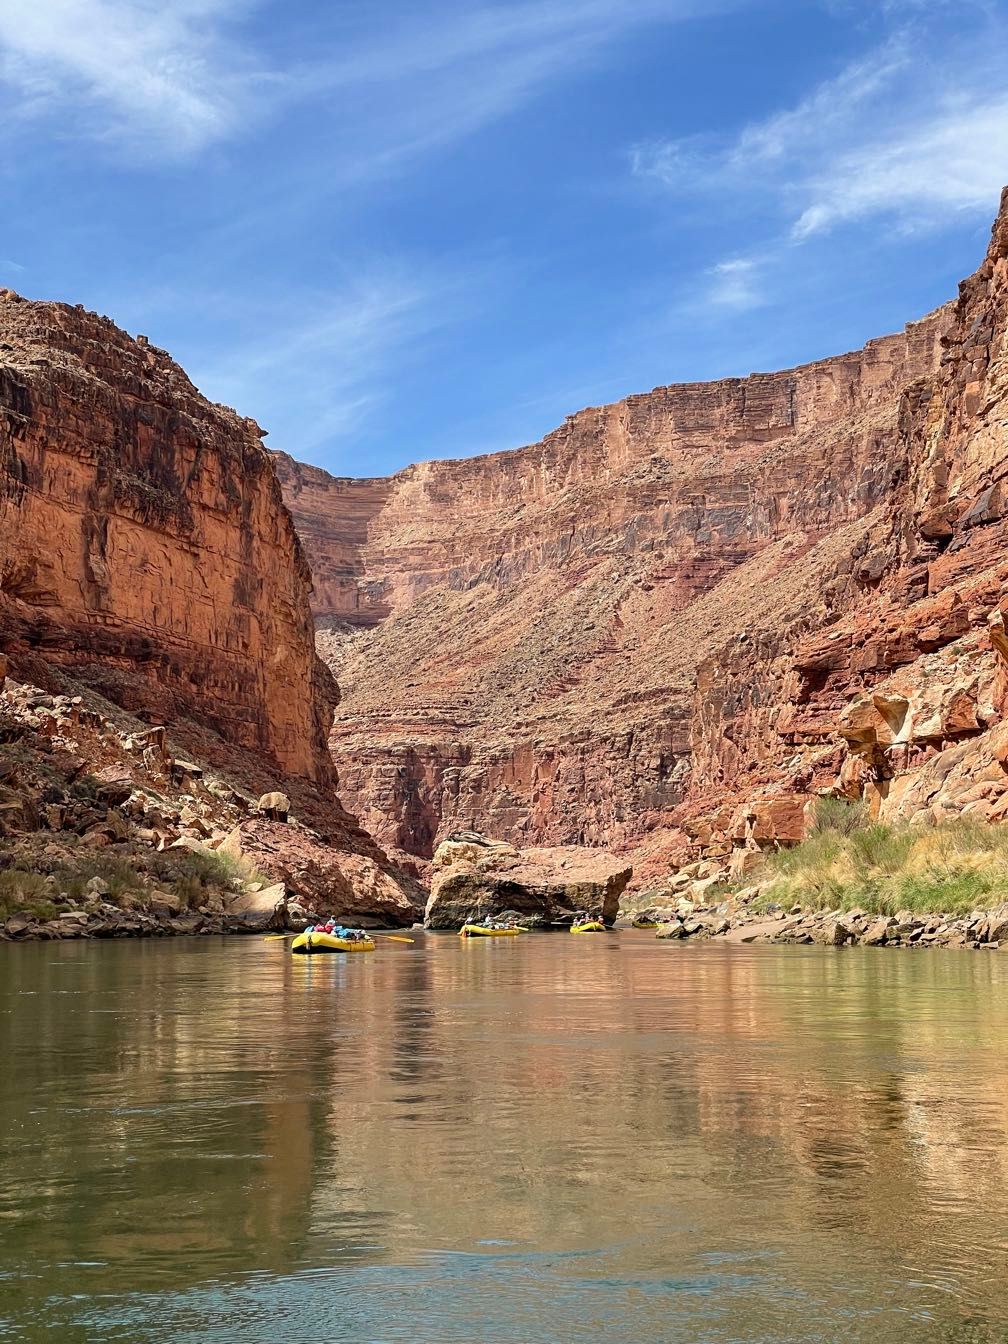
left=1, top=933, right=1007, bottom=1342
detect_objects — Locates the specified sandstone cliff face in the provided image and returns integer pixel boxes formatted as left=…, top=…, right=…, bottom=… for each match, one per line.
left=0, top=293, right=334, bottom=784
left=279, top=268, right=969, bottom=869
left=271, top=454, right=394, bottom=628
left=764, top=186, right=1008, bottom=838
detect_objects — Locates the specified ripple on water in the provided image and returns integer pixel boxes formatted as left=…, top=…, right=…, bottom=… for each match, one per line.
left=2, top=937, right=1008, bottom=1343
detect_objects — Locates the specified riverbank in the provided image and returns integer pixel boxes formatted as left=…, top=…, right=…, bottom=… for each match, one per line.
left=647, top=900, right=1008, bottom=951
left=635, top=802, right=1008, bottom=951
left=0, top=672, right=420, bottom=940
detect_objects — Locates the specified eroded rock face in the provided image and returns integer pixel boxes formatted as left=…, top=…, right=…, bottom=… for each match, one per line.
left=0, top=295, right=335, bottom=784
left=278, top=191, right=1008, bottom=872
left=424, top=831, right=632, bottom=929
left=278, top=267, right=951, bottom=869
left=224, top=817, right=419, bottom=927
left=803, top=188, right=1008, bottom=830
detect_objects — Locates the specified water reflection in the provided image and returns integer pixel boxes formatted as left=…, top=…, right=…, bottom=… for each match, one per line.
left=1, top=936, right=1008, bottom=1341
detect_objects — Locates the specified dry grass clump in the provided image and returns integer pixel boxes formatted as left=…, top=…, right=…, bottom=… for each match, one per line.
left=756, top=799, right=1008, bottom=917
left=0, top=870, right=63, bottom=922
left=0, top=846, right=250, bottom=919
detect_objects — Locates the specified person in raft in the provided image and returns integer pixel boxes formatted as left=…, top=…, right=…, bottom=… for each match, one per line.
left=305, top=922, right=368, bottom=941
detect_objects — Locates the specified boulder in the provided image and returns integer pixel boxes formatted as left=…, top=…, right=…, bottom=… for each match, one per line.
left=861, top=916, right=895, bottom=946
left=655, top=920, right=685, bottom=939
left=4, top=912, right=36, bottom=938
left=170, top=835, right=215, bottom=856
left=811, top=918, right=852, bottom=947
left=148, top=890, right=183, bottom=917
left=424, top=831, right=632, bottom=929
left=216, top=824, right=245, bottom=860
left=256, top=792, right=290, bottom=822
left=225, top=882, right=287, bottom=930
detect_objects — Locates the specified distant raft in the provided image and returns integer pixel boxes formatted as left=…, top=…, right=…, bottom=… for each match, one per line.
left=631, top=918, right=660, bottom=929
left=570, top=921, right=606, bottom=934
left=459, top=924, right=525, bottom=938
left=291, top=930, right=376, bottom=954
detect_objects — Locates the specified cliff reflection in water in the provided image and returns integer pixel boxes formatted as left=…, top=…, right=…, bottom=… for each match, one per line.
left=2, top=936, right=1008, bottom=1342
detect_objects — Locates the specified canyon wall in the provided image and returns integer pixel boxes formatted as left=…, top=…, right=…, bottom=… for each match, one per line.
left=277, top=191, right=1008, bottom=873
left=0, top=292, right=334, bottom=785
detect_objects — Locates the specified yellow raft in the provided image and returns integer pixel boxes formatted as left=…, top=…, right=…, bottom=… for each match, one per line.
left=291, top=931, right=376, bottom=954
left=632, top=918, right=659, bottom=929
left=459, top=924, right=525, bottom=938
left=571, top=921, right=606, bottom=934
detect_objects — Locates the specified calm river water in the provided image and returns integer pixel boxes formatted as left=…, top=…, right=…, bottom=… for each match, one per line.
left=2, top=933, right=1008, bottom=1342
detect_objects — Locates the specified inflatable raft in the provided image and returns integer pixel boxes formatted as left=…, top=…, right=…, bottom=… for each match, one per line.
left=459, top=924, right=524, bottom=938
left=632, top=918, right=659, bottom=929
left=291, top=931, right=376, bottom=954
left=571, top=921, right=606, bottom=934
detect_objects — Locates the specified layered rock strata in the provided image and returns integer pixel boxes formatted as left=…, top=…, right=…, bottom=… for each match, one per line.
left=278, top=215, right=1002, bottom=866
left=0, top=293, right=334, bottom=784
left=0, top=293, right=420, bottom=926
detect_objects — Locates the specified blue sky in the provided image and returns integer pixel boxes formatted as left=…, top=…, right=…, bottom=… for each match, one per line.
left=2, top=0, right=1007, bottom=477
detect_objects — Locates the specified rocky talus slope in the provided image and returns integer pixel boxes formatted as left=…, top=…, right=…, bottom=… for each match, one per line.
left=0, top=664, right=416, bottom=936
left=279, top=197, right=1008, bottom=876
left=0, top=294, right=419, bottom=932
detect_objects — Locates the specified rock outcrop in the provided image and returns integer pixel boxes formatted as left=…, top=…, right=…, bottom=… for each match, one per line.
left=0, top=294, right=334, bottom=784
left=277, top=229, right=978, bottom=871
left=0, top=670, right=419, bottom=935
left=424, top=830, right=632, bottom=929
left=0, top=294, right=421, bottom=932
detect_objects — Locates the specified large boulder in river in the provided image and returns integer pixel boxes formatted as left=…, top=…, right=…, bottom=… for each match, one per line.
left=225, top=882, right=288, bottom=931
left=424, top=831, right=632, bottom=929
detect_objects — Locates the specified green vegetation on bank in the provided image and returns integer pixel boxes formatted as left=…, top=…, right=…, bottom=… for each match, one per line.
left=0, top=846, right=248, bottom=923
left=752, top=798, right=1008, bottom=918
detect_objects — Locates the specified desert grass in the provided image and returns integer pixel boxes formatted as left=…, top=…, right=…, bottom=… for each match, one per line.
left=0, top=846, right=255, bottom=919
left=752, top=800, right=1008, bottom=917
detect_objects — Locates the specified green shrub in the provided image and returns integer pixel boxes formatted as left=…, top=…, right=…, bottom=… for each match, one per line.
left=0, top=870, right=63, bottom=922
left=150, top=847, right=244, bottom=890
left=755, top=816, right=1008, bottom=917
left=808, top=795, right=869, bottom=836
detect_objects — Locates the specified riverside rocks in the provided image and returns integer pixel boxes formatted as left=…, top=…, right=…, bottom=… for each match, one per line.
left=424, top=831, right=632, bottom=929
left=639, top=885, right=1008, bottom=952
left=0, top=671, right=420, bottom=940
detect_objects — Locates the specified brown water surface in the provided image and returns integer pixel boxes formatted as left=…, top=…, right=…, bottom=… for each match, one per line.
left=1, top=933, right=1007, bottom=1341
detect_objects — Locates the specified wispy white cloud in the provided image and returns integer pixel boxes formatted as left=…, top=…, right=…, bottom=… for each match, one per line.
left=632, top=17, right=1008, bottom=241
left=304, top=1, right=732, bottom=172
left=705, top=256, right=765, bottom=311
left=184, top=261, right=487, bottom=457
left=0, top=0, right=267, bottom=156
left=791, top=93, right=1008, bottom=238
left=0, top=0, right=747, bottom=167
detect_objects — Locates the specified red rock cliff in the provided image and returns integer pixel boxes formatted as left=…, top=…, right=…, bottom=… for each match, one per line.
left=279, top=191, right=1008, bottom=877
left=0, top=293, right=335, bottom=785
left=278, top=293, right=966, bottom=867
